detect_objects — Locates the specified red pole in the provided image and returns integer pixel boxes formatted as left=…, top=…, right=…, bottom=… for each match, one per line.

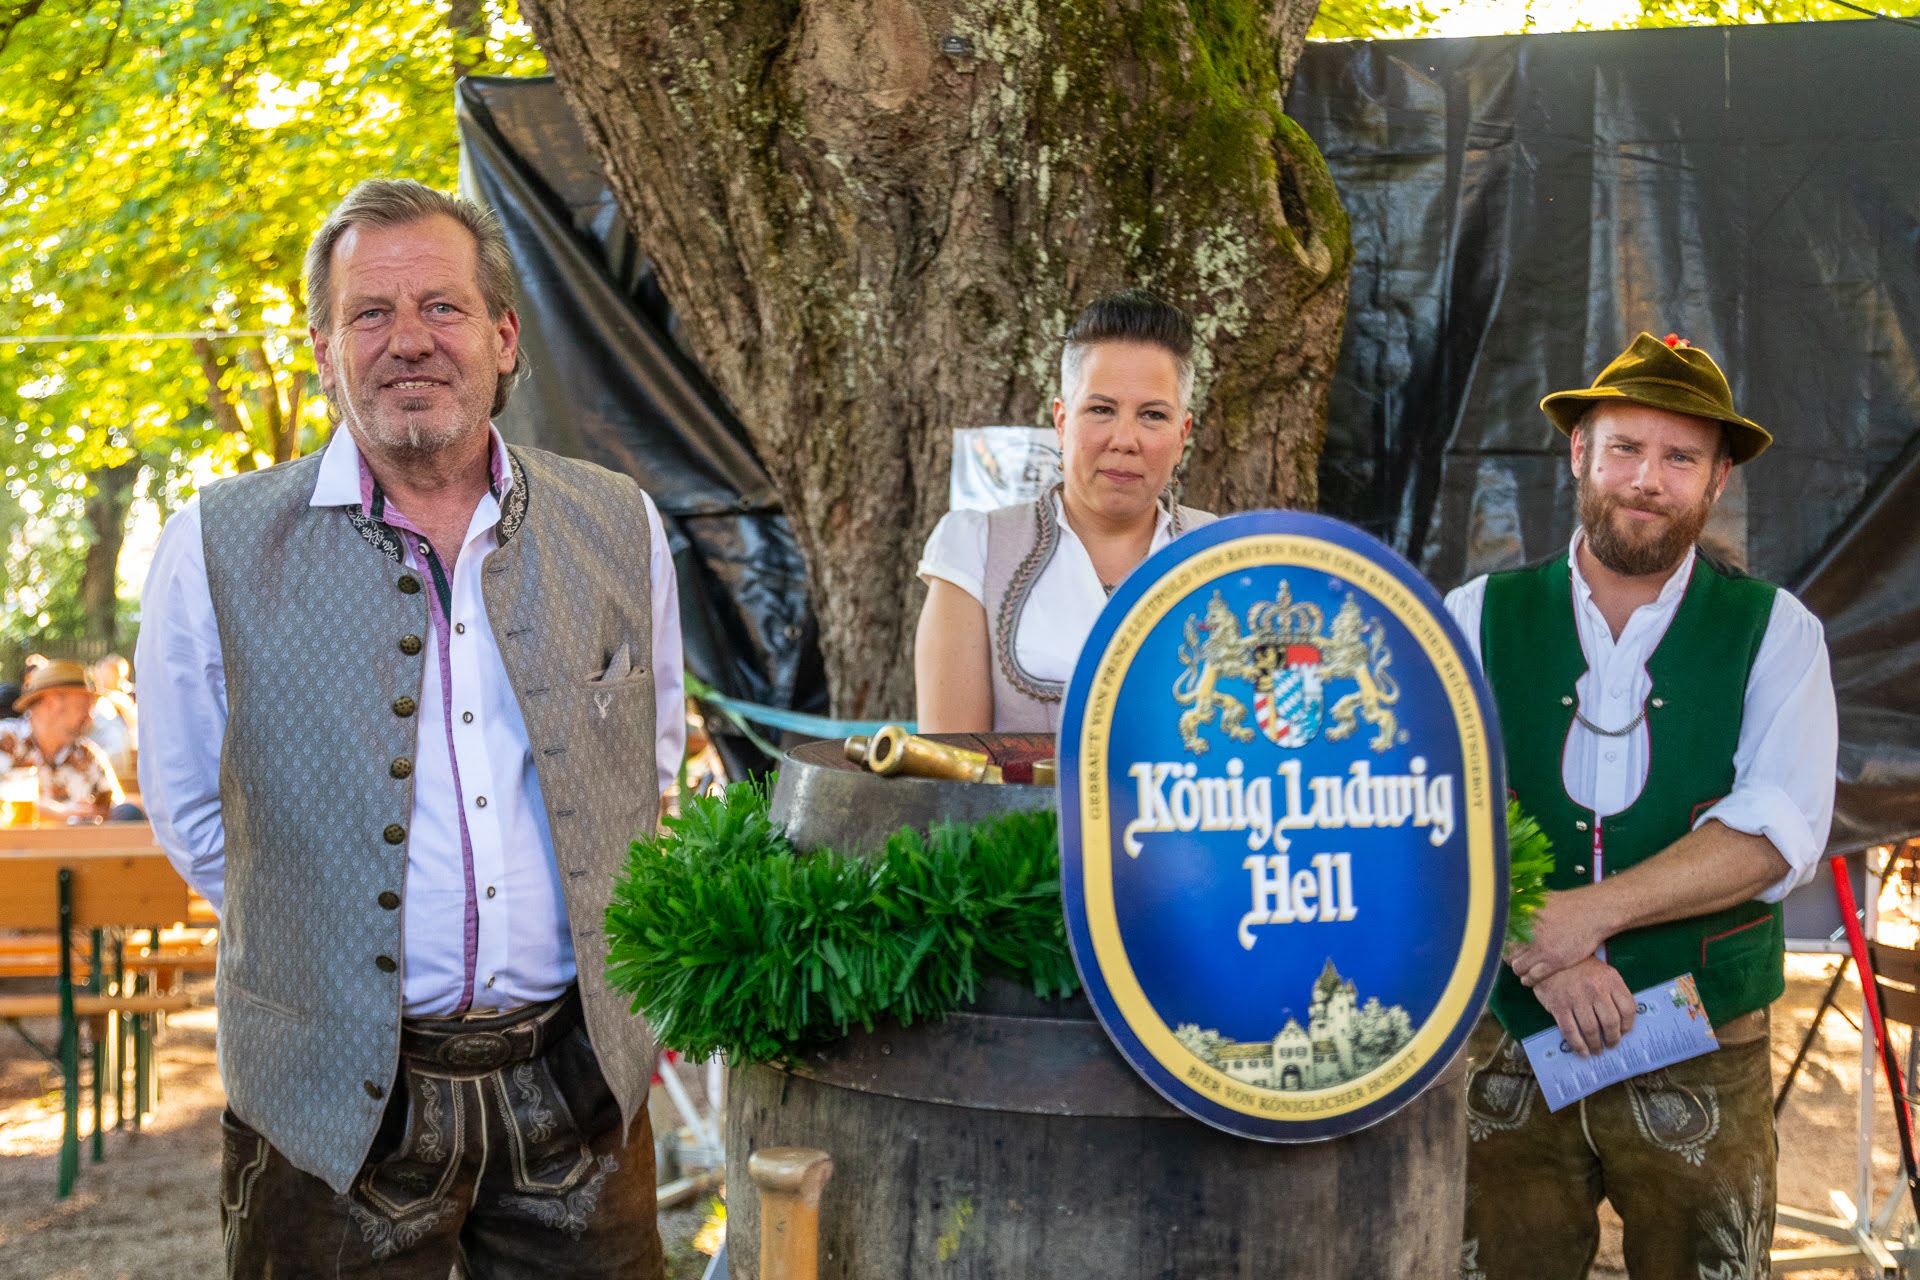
left=1830, top=853, right=1920, bottom=1225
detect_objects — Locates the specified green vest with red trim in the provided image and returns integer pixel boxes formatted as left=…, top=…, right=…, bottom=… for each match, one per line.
left=1481, top=551, right=1783, bottom=1039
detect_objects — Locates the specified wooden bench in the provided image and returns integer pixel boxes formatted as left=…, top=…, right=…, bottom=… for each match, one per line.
left=0, top=825, right=195, bottom=1198
left=0, top=993, right=193, bottom=1018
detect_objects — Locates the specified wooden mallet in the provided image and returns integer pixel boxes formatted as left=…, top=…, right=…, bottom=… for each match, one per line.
left=749, top=1146, right=835, bottom=1280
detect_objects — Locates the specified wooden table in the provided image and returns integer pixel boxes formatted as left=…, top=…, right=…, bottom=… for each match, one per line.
left=0, top=823, right=189, bottom=931
left=0, top=821, right=199, bottom=1196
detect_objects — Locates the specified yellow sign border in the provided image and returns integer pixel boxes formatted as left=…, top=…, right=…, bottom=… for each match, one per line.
left=1076, top=534, right=1499, bottom=1121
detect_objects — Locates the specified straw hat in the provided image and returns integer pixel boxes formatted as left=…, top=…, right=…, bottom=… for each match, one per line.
left=14, top=659, right=95, bottom=710
left=1540, top=332, right=1772, bottom=464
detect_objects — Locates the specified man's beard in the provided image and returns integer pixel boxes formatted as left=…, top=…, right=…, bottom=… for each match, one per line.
left=330, top=366, right=495, bottom=458
left=1577, top=465, right=1714, bottom=577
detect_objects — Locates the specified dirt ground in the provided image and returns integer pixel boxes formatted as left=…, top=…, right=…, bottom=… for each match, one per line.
left=0, top=984, right=720, bottom=1280
left=0, top=951, right=1901, bottom=1279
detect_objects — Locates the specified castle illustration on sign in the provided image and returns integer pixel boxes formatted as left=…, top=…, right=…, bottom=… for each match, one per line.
left=1174, top=959, right=1414, bottom=1090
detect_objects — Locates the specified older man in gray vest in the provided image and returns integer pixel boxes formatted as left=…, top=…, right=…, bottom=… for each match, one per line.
left=136, top=179, right=682, bottom=1277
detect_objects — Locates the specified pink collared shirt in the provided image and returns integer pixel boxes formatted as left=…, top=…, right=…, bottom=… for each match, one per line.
left=136, top=428, right=685, bottom=1014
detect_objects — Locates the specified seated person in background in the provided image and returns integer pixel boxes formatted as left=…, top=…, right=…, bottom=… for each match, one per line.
left=915, top=290, right=1217, bottom=732
left=0, top=659, right=124, bottom=820
left=87, top=654, right=139, bottom=780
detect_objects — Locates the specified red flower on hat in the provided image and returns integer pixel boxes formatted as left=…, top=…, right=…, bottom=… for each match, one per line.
left=1663, top=333, right=1692, bottom=349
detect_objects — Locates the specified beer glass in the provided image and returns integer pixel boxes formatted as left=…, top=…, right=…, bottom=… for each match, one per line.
left=1, top=766, right=38, bottom=827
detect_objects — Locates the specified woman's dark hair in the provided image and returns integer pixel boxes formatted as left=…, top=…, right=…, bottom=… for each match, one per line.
left=1059, top=289, right=1197, bottom=408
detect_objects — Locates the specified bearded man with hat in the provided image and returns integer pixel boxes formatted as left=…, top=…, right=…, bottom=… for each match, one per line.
left=1444, top=333, right=1837, bottom=1278
left=0, top=659, right=124, bottom=820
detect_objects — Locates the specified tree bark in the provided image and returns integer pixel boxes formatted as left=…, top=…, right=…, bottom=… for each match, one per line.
left=519, top=0, right=1351, bottom=717
left=78, top=457, right=140, bottom=646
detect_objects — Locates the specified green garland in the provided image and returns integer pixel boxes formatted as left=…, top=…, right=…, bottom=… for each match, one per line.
left=607, top=784, right=1554, bottom=1065
left=605, top=782, right=1077, bottom=1065
left=1505, top=799, right=1555, bottom=944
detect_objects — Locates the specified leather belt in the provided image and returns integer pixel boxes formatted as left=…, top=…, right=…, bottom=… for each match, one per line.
left=400, top=986, right=582, bottom=1076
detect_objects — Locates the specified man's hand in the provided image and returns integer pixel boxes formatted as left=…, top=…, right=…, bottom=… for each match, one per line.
left=1534, top=957, right=1638, bottom=1057
left=1508, top=888, right=1615, bottom=988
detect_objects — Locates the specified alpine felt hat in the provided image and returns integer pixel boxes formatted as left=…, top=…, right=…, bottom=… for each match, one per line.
left=1540, top=332, right=1772, bottom=464
left=14, top=659, right=95, bottom=711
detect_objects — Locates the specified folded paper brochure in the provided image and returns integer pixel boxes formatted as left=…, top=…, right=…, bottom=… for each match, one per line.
left=1521, top=974, right=1719, bottom=1111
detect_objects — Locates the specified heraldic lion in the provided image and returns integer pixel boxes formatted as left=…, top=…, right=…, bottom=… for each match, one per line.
left=1172, top=593, right=1259, bottom=753
left=1173, top=590, right=1402, bottom=755
left=1319, top=597, right=1401, bottom=753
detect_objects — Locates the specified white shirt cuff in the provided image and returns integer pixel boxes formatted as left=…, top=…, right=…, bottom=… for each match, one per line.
left=1696, top=783, right=1820, bottom=903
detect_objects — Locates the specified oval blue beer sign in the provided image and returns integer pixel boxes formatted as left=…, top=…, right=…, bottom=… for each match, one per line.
left=1059, top=511, right=1508, bottom=1141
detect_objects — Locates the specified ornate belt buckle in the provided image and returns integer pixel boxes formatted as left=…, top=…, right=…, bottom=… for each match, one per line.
left=438, top=1030, right=513, bottom=1073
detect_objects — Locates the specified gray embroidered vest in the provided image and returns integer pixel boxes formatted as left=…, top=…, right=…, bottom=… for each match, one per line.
left=200, top=443, right=660, bottom=1193
left=981, top=489, right=1215, bottom=732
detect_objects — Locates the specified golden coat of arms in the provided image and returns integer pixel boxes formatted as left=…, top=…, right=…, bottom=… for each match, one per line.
left=1172, top=584, right=1401, bottom=755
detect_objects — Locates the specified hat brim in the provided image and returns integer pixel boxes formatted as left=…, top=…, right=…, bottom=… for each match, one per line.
left=15, top=682, right=93, bottom=710
left=1541, top=386, right=1772, bottom=465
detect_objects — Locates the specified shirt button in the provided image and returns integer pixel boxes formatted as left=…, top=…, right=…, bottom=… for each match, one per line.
left=1605, top=751, right=1618, bottom=763
left=399, top=635, right=423, bottom=656
left=397, top=575, right=422, bottom=595
left=475, top=796, right=488, bottom=808
left=486, top=885, right=497, bottom=899
left=485, top=975, right=496, bottom=989
left=390, top=757, right=413, bottom=779
left=378, top=891, right=400, bottom=910
left=374, top=955, right=398, bottom=973
left=462, top=711, right=474, bottom=724
left=392, top=697, right=418, bottom=718
left=455, top=623, right=466, bottom=635
left=363, top=1081, right=383, bottom=1100
left=383, top=823, right=406, bottom=845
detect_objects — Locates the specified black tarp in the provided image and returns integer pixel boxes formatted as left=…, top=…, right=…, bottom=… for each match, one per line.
left=457, top=21, right=1920, bottom=849
left=455, top=77, right=827, bottom=769
left=1286, top=22, right=1920, bottom=851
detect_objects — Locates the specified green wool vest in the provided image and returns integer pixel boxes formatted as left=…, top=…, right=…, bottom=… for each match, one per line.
left=1482, top=552, right=1782, bottom=1038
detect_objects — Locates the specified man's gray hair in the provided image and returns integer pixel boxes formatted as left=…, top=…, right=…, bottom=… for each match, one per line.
left=304, top=179, right=523, bottom=414
left=1058, top=289, right=1198, bottom=410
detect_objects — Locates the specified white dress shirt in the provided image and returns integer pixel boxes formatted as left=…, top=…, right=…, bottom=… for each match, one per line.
left=136, top=428, right=685, bottom=1014
left=1443, top=532, right=1836, bottom=902
left=917, top=492, right=1181, bottom=685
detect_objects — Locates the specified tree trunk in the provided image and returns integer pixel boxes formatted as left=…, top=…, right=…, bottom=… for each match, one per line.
left=78, top=457, right=140, bottom=646
left=446, top=0, right=488, bottom=79
left=193, top=337, right=258, bottom=471
left=519, top=0, right=1351, bottom=717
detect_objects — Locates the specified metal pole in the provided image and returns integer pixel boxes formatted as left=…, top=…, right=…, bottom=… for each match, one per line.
left=56, top=869, right=78, bottom=1198
left=89, top=927, right=102, bottom=1163
left=113, top=934, right=125, bottom=1130
left=147, top=927, right=162, bottom=1107
left=1775, top=958, right=1849, bottom=1118
left=1832, top=855, right=1920, bottom=1228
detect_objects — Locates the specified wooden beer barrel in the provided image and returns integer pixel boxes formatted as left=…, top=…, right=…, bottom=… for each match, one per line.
left=724, top=737, right=1467, bottom=1279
